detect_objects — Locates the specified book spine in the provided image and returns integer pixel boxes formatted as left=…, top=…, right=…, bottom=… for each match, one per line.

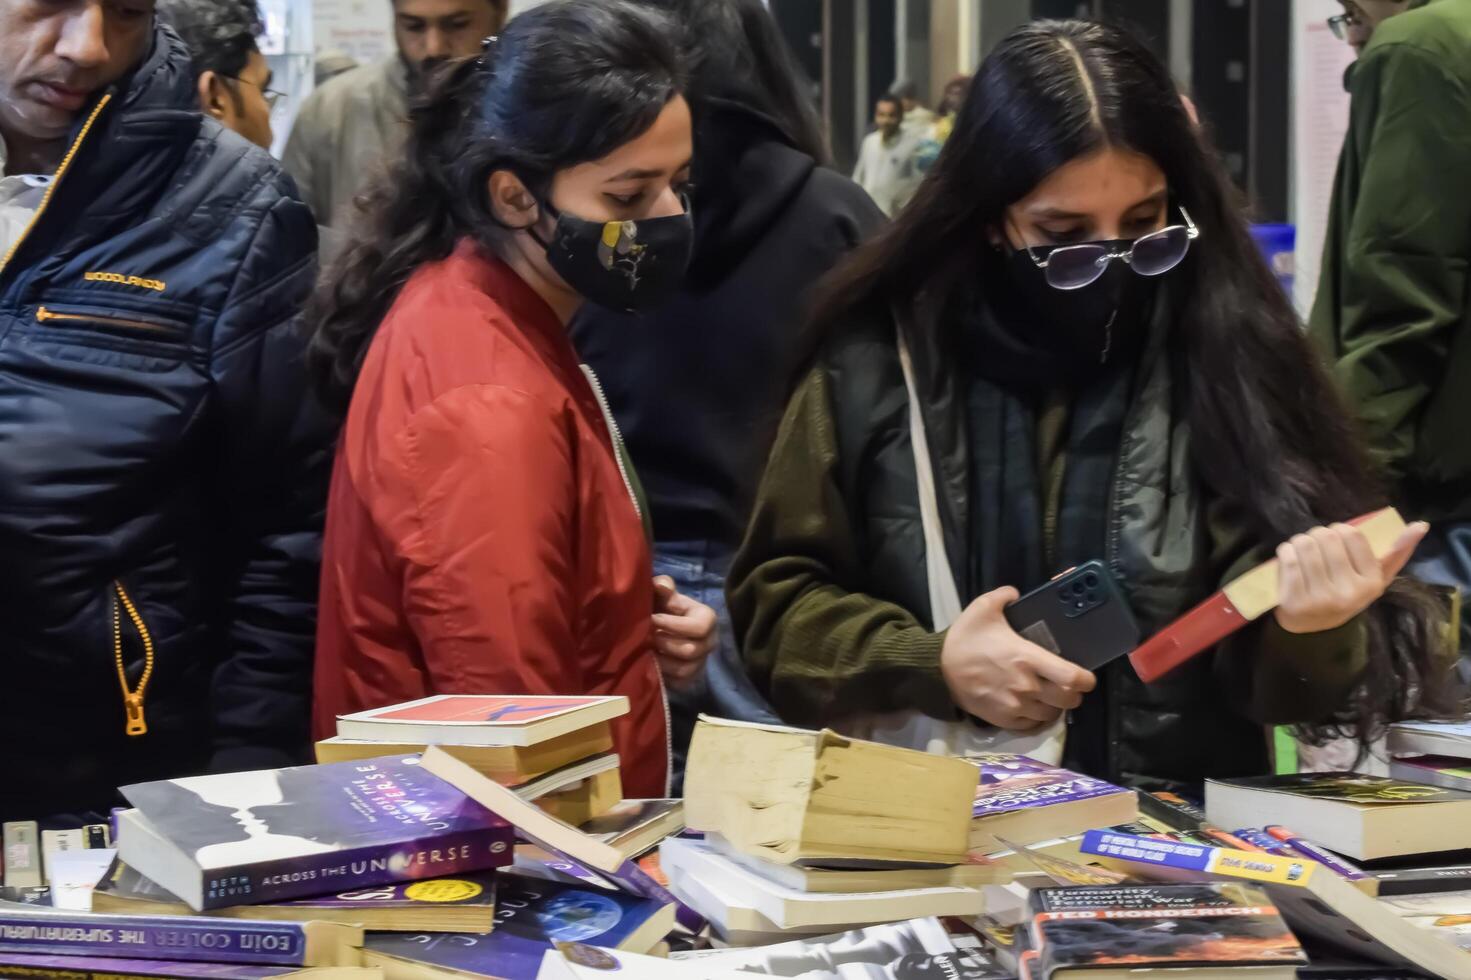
left=0, top=956, right=282, bottom=979
left=1262, top=827, right=1367, bottom=882
left=1232, top=829, right=1300, bottom=858
left=1081, top=831, right=1319, bottom=887
left=0, top=911, right=313, bottom=966
left=1372, top=865, right=1471, bottom=896
left=201, top=824, right=513, bottom=909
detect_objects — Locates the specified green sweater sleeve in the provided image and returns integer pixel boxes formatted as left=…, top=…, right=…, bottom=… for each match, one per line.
left=727, top=366, right=956, bottom=729
left=1308, top=41, right=1471, bottom=486
left=1209, top=498, right=1368, bottom=726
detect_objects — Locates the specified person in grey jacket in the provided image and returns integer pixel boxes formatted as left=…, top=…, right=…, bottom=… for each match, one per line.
left=282, top=0, right=506, bottom=229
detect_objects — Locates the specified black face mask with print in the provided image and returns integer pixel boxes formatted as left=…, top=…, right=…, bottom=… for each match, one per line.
left=531, top=196, right=694, bottom=314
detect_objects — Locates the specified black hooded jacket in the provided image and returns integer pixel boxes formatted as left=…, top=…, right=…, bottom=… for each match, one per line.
left=571, top=106, right=884, bottom=548
left=0, top=26, right=332, bottom=820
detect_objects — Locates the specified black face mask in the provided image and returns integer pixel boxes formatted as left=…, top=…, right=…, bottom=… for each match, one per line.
left=531, top=198, right=693, bottom=314
left=999, top=245, right=1154, bottom=380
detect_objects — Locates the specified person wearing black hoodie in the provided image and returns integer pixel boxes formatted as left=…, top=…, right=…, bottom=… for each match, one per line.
left=570, top=0, right=883, bottom=786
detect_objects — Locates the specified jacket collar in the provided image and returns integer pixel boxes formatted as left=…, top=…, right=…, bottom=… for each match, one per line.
left=442, top=238, right=585, bottom=382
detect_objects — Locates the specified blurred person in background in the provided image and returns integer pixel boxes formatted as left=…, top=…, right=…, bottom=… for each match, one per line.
left=571, top=0, right=883, bottom=788
left=1312, top=0, right=1471, bottom=667
left=157, top=0, right=277, bottom=150
left=283, top=0, right=507, bottom=228
left=932, top=73, right=970, bottom=144
left=889, top=77, right=935, bottom=135
left=1328, top=0, right=1416, bottom=55
left=853, top=94, right=922, bottom=217
left=0, top=0, right=329, bottom=820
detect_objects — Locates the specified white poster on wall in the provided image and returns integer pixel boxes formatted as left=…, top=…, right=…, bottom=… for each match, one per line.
left=1291, top=0, right=1356, bottom=317
left=314, top=0, right=395, bottom=62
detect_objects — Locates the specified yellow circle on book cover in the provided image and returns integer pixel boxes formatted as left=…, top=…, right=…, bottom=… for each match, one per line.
left=404, top=879, right=484, bottom=902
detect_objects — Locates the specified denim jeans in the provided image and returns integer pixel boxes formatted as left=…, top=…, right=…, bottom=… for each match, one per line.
left=652, top=539, right=781, bottom=793
left=1408, top=521, right=1471, bottom=683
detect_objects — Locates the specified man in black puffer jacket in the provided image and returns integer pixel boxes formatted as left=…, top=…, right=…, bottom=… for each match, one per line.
left=0, top=7, right=331, bottom=821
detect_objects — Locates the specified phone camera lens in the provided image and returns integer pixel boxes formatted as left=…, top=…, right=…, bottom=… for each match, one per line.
left=1084, top=573, right=1099, bottom=588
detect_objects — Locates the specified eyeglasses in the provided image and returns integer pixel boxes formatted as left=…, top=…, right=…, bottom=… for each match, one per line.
left=1327, top=11, right=1359, bottom=40
left=1019, top=207, right=1201, bottom=291
left=226, top=75, right=284, bottom=110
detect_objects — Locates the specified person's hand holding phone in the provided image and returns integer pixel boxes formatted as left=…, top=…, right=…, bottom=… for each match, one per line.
left=940, top=586, right=1097, bottom=730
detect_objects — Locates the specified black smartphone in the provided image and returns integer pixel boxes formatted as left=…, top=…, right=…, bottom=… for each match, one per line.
left=1003, top=560, right=1141, bottom=671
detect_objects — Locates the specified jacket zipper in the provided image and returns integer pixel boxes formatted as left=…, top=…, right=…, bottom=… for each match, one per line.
left=36, top=306, right=181, bottom=335
left=578, top=365, right=642, bottom=522
left=578, top=364, right=671, bottom=794
left=112, top=580, right=156, bottom=737
left=0, top=95, right=113, bottom=283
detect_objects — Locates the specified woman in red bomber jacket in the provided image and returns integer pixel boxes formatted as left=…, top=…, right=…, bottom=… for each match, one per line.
left=306, top=1, right=715, bottom=798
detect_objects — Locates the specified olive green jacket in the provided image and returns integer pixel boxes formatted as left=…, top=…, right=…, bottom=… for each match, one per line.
left=1310, top=0, right=1471, bottom=522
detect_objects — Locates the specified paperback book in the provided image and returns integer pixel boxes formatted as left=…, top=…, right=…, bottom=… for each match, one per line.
left=1079, top=829, right=1471, bottom=979
left=967, top=755, right=1138, bottom=853
left=0, top=906, right=361, bottom=967
left=0, top=954, right=377, bottom=979
left=335, top=696, right=627, bottom=747
left=420, top=747, right=701, bottom=930
left=361, top=872, right=672, bottom=980
left=1205, top=772, right=1471, bottom=861
left=118, top=756, right=514, bottom=911
left=94, top=864, right=499, bottom=933
left=1027, top=883, right=1304, bottom=978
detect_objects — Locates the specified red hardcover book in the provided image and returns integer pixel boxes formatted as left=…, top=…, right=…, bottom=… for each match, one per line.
left=1130, top=508, right=1406, bottom=683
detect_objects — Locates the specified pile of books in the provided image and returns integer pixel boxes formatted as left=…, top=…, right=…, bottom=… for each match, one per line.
left=12, top=702, right=1471, bottom=980
left=0, top=695, right=692, bottom=980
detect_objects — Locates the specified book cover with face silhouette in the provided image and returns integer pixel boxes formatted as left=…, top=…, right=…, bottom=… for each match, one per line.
left=120, top=756, right=514, bottom=908
left=365, top=873, right=669, bottom=980
left=1030, top=884, right=1306, bottom=972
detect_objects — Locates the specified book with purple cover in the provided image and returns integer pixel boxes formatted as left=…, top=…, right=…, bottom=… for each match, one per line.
left=0, top=952, right=376, bottom=979
left=118, top=756, right=514, bottom=911
left=362, top=873, right=672, bottom=980
left=0, top=906, right=359, bottom=966
left=970, top=756, right=1131, bottom=817
left=95, top=863, right=499, bottom=933
left=421, top=748, right=704, bottom=931
left=964, top=756, right=1137, bottom=852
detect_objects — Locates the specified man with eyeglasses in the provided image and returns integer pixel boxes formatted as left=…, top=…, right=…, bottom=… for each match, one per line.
left=1311, top=0, right=1471, bottom=666
left=1328, top=1, right=1420, bottom=55
left=0, top=0, right=333, bottom=823
left=157, top=0, right=281, bottom=150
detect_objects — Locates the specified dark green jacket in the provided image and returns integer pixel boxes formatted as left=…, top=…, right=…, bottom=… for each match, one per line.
left=1310, top=0, right=1471, bottom=523
left=729, top=301, right=1367, bottom=792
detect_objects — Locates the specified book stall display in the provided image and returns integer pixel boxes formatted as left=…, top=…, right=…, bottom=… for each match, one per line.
left=5, top=674, right=1471, bottom=978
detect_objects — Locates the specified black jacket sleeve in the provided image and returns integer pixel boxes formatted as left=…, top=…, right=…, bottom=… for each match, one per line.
left=206, top=183, right=334, bottom=772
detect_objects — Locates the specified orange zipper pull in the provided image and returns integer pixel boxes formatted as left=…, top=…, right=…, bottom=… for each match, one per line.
left=124, top=693, right=148, bottom=736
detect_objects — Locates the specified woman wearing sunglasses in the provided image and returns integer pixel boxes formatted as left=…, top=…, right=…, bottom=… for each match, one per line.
left=727, top=19, right=1457, bottom=791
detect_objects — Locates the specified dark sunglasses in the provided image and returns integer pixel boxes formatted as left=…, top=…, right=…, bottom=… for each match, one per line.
left=1019, top=207, right=1201, bottom=291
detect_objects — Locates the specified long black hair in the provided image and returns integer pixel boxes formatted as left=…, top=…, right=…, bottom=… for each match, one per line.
left=308, top=0, right=685, bottom=412
left=631, top=0, right=828, bottom=164
left=811, top=19, right=1461, bottom=741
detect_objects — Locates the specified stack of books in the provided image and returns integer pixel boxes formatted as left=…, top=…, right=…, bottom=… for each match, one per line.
left=344, top=745, right=690, bottom=979
left=668, top=717, right=1003, bottom=944
left=318, top=695, right=633, bottom=825
left=0, top=752, right=523, bottom=978
left=1388, top=719, right=1471, bottom=793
